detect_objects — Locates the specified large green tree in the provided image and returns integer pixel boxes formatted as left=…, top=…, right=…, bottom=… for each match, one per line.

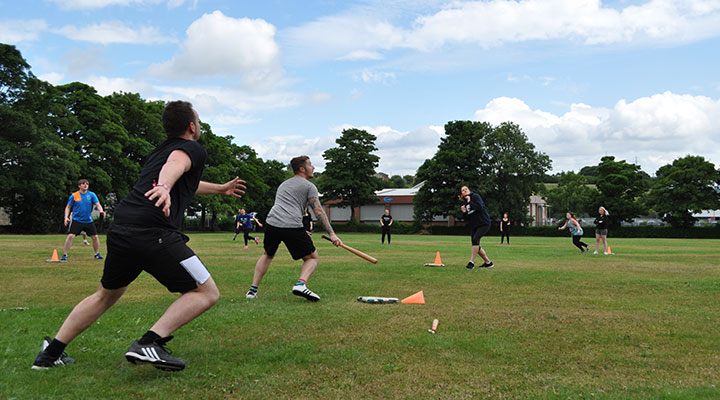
left=414, top=121, right=550, bottom=224
left=0, top=44, right=81, bottom=232
left=645, top=155, right=720, bottom=228
left=319, top=128, right=381, bottom=221
left=592, top=156, right=647, bottom=227
left=543, top=171, right=599, bottom=218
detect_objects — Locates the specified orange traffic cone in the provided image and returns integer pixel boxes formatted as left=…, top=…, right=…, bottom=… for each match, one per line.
left=607, top=246, right=612, bottom=255
left=46, top=249, right=61, bottom=263
left=401, top=290, right=425, bottom=304
left=424, top=252, right=445, bottom=267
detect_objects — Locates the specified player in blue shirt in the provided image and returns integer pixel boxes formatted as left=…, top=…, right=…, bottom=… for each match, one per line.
left=232, top=208, right=263, bottom=248
left=62, top=179, right=105, bottom=261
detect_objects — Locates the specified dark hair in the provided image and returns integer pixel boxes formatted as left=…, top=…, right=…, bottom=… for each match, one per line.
left=162, top=101, right=195, bottom=138
left=291, top=156, right=310, bottom=174
left=78, top=179, right=89, bottom=185
left=568, top=212, right=576, bottom=219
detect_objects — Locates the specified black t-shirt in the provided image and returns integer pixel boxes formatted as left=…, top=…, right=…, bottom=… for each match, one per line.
left=594, top=214, right=609, bottom=230
left=381, top=215, right=392, bottom=226
left=463, top=192, right=491, bottom=228
left=113, top=138, right=207, bottom=230
left=501, top=219, right=510, bottom=229
left=302, top=215, right=312, bottom=231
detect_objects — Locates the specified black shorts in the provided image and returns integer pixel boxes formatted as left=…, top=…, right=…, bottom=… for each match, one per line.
left=100, top=224, right=210, bottom=293
left=263, top=224, right=315, bottom=260
left=470, top=224, right=490, bottom=246
left=68, top=221, right=97, bottom=236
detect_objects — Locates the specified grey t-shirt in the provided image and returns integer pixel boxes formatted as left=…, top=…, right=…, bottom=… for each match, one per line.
left=266, top=176, right=319, bottom=228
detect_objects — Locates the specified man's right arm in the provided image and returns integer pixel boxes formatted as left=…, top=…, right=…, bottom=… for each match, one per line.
left=64, top=204, right=72, bottom=226
left=144, top=149, right=192, bottom=217
left=309, top=196, right=341, bottom=246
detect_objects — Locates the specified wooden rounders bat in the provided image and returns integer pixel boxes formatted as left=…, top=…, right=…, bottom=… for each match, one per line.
left=321, top=234, right=378, bottom=264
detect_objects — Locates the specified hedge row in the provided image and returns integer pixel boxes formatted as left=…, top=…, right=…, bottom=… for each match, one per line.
left=175, top=218, right=720, bottom=238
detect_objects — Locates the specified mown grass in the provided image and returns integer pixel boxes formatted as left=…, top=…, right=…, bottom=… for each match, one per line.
left=1, top=233, right=719, bottom=399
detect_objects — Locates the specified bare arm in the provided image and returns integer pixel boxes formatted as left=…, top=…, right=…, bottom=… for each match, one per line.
left=252, top=216, right=263, bottom=227
left=309, top=196, right=341, bottom=246
left=196, top=177, right=246, bottom=196
left=558, top=220, right=568, bottom=230
left=64, top=204, right=72, bottom=226
left=94, top=202, right=105, bottom=218
left=572, top=219, right=582, bottom=231
left=144, top=149, right=192, bottom=217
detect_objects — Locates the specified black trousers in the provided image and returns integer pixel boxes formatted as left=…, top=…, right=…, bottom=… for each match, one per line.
left=500, top=229, right=510, bottom=243
left=572, top=235, right=588, bottom=251
left=381, top=226, right=391, bottom=243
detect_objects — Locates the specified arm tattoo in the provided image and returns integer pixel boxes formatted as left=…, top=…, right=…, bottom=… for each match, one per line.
left=309, top=197, right=334, bottom=235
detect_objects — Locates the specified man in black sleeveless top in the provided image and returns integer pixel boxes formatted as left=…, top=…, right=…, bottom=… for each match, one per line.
left=32, top=101, right=245, bottom=372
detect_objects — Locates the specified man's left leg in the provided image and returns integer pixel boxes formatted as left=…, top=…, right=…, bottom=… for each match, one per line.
left=293, top=251, right=320, bottom=301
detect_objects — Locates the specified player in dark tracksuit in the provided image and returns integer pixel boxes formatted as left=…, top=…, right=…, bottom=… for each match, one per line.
left=380, top=209, right=393, bottom=245
left=460, top=185, right=494, bottom=270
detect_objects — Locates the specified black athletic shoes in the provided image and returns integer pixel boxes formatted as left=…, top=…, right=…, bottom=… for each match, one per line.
left=125, top=336, right=186, bottom=371
left=292, top=285, right=320, bottom=302
left=466, top=261, right=494, bottom=269
left=31, top=336, right=75, bottom=370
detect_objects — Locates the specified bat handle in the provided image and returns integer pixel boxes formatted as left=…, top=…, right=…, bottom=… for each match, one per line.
left=321, top=234, right=332, bottom=242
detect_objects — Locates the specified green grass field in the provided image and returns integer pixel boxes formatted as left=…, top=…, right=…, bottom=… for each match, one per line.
left=1, top=233, right=719, bottom=399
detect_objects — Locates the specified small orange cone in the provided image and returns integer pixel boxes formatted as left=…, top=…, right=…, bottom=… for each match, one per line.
left=401, top=290, right=425, bottom=304
left=46, top=249, right=61, bottom=263
left=424, top=252, right=445, bottom=267
left=607, top=246, right=612, bottom=254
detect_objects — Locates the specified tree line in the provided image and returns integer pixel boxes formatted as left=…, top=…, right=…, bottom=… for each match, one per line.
left=1, top=44, right=289, bottom=233
left=2, top=43, right=719, bottom=233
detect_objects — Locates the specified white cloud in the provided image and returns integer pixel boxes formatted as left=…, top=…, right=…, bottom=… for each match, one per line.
left=252, top=135, right=338, bottom=170
left=84, top=75, right=157, bottom=97
left=337, top=50, right=384, bottom=61
left=146, top=11, right=283, bottom=88
left=37, top=72, right=64, bottom=85
left=283, top=0, right=720, bottom=62
left=55, top=21, right=174, bottom=45
left=357, top=69, right=396, bottom=83
left=472, top=92, right=720, bottom=174
left=48, top=0, right=192, bottom=9
left=0, top=19, right=47, bottom=43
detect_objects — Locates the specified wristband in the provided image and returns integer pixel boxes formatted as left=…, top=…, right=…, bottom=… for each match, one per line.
left=153, top=180, right=169, bottom=190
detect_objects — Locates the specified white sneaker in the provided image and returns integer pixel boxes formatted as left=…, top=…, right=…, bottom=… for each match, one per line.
left=604, top=251, right=608, bottom=255
left=292, top=285, right=320, bottom=302
left=245, top=290, right=257, bottom=299
left=83, top=240, right=90, bottom=245
left=593, top=251, right=598, bottom=255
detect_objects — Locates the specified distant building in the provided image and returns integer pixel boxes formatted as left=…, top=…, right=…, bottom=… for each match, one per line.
left=528, top=195, right=549, bottom=226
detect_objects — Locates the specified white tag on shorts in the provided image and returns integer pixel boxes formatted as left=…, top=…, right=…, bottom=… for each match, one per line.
left=179, top=255, right=211, bottom=285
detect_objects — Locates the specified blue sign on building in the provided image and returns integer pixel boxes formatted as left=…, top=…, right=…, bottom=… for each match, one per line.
left=383, top=197, right=393, bottom=203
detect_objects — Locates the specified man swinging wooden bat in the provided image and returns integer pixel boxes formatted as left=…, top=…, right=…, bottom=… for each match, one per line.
left=245, top=156, right=342, bottom=302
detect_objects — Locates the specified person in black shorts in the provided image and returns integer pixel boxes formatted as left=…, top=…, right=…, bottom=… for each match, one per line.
left=593, top=206, right=610, bottom=255
left=460, top=185, right=494, bottom=269
left=62, top=179, right=106, bottom=261
left=32, top=101, right=246, bottom=372
left=380, top=209, right=392, bottom=244
left=245, top=156, right=342, bottom=302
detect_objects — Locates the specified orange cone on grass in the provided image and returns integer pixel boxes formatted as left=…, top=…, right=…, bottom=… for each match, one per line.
left=607, top=246, right=612, bottom=254
left=46, top=249, right=60, bottom=263
left=424, top=252, right=445, bottom=267
left=401, top=290, right=425, bottom=304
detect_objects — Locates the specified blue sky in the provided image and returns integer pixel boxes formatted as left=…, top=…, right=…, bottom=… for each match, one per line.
left=2, top=0, right=720, bottom=176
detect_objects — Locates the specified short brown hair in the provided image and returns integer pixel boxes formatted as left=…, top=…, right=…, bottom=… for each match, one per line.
left=162, top=101, right=195, bottom=138
left=291, top=156, right=310, bottom=174
left=78, top=179, right=89, bottom=185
